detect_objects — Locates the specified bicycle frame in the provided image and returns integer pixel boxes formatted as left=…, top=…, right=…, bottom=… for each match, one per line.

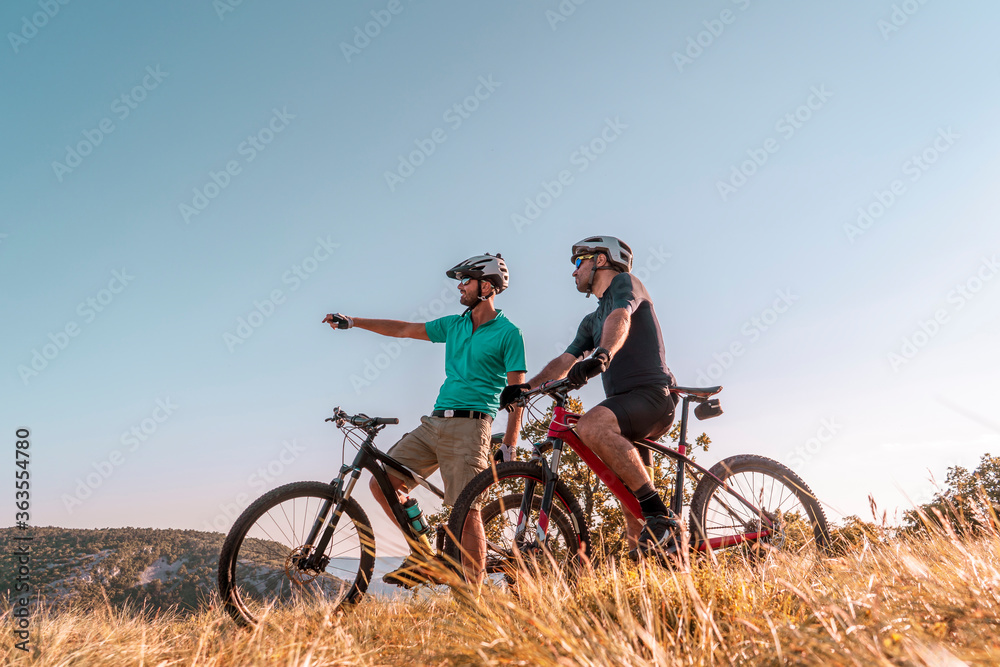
left=300, top=424, right=445, bottom=571
left=527, top=389, right=776, bottom=552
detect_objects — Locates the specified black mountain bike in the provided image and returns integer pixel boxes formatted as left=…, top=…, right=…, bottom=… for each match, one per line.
left=218, top=406, right=524, bottom=626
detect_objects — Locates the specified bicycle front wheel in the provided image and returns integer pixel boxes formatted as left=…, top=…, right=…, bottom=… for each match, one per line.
left=689, top=455, right=831, bottom=561
left=218, top=481, right=375, bottom=626
left=446, top=462, right=589, bottom=588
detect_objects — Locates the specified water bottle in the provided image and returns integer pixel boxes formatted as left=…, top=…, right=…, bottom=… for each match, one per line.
left=402, top=498, right=430, bottom=535
left=402, top=498, right=433, bottom=552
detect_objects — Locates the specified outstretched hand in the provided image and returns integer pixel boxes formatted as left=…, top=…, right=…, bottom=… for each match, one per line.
left=323, top=313, right=354, bottom=330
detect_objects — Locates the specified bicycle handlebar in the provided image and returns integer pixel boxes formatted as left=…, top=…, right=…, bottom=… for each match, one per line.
left=326, top=407, right=398, bottom=429
left=518, top=377, right=574, bottom=404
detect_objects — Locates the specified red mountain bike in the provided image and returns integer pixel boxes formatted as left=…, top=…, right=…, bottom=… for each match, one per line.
left=445, top=378, right=832, bottom=579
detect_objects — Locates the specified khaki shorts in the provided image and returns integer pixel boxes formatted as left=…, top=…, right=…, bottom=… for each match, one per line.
left=385, top=415, right=491, bottom=506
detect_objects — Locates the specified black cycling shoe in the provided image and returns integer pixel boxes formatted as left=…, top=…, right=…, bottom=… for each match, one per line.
left=382, top=552, right=440, bottom=589
left=628, top=511, right=680, bottom=562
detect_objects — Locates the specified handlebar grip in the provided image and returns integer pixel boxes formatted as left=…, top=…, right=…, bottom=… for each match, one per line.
left=375, top=417, right=399, bottom=425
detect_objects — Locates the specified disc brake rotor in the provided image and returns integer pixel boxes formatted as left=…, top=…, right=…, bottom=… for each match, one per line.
left=284, top=547, right=320, bottom=586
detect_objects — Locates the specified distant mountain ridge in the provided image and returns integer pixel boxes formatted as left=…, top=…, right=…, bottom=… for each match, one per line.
left=2, top=526, right=409, bottom=614
left=2, top=527, right=225, bottom=613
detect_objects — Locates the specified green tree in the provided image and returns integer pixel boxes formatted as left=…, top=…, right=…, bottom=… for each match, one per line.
left=829, top=515, right=887, bottom=554
left=904, top=453, right=1000, bottom=533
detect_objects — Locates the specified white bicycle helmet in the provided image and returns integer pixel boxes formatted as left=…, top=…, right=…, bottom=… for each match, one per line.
left=446, top=253, right=509, bottom=294
left=571, top=236, right=633, bottom=273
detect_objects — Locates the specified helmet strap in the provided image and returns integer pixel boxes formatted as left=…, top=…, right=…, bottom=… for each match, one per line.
left=584, top=255, right=608, bottom=297
left=462, top=280, right=492, bottom=315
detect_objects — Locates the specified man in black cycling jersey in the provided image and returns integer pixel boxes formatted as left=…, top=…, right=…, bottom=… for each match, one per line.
left=501, top=236, right=678, bottom=558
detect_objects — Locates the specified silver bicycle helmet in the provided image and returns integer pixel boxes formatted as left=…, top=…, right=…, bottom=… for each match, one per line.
left=571, top=236, right=633, bottom=273
left=446, top=253, right=509, bottom=294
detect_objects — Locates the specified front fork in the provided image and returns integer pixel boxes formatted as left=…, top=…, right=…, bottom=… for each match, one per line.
left=301, top=464, right=362, bottom=571
left=515, top=438, right=564, bottom=547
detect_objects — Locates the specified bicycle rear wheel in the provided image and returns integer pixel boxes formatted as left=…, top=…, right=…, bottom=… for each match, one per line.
left=689, top=455, right=831, bottom=561
left=446, top=462, right=589, bottom=589
left=218, top=481, right=375, bottom=626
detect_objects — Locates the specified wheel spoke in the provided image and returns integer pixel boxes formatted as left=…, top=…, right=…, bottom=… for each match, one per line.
left=446, top=468, right=588, bottom=592
left=691, top=458, right=829, bottom=561
left=220, top=485, right=374, bottom=626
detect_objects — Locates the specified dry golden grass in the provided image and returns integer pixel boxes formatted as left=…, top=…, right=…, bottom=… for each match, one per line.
left=5, top=529, right=999, bottom=666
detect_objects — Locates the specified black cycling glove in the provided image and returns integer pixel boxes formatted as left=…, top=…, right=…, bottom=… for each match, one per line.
left=566, top=354, right=607, bottom=386
left=325, top=313, right=354, bottom=329
left=499, top=383, right=530, bottom=411
left=493, top=443, right=513, bottom=463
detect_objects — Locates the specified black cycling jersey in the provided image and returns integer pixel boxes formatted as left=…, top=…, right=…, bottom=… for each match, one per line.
left=565, top=271, right=675, bottom=396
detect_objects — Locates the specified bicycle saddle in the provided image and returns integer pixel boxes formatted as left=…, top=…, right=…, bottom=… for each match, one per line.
left=672, top=385, right=722, bottom=398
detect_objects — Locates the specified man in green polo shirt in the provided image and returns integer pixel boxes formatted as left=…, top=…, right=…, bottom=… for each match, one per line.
left=323, top=253, right=526, bottom=586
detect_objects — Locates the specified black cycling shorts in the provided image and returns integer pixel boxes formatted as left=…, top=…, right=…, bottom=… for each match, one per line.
left=597, top=385, right=677, bottom=463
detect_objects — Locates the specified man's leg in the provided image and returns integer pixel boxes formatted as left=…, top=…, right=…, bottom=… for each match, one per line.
left=369, top=475, right=409, bottom=525
left=576, top=406, right=650, bottom=491
left=622, top=509, right=643, bottom=549
left=377, top=419, right=439, bottom=553
left=576, top=406, right=677, bottom=554
left=460, top=508, right=486, bottom=585
left=436, top=416, right=492, bottom=584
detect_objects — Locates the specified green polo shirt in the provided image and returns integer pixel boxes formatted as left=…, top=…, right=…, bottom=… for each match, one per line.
left=425, top=310, right=526, bottom=417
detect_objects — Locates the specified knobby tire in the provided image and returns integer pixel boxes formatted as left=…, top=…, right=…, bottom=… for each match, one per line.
left=218, top=481, right=375, bottom=627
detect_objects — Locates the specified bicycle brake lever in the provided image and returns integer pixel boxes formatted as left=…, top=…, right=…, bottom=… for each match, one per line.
left=540, top=378, right=573, bottom=391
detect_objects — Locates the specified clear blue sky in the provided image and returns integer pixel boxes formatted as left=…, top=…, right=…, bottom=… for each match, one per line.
left=3, top=1, right=999, bottom=555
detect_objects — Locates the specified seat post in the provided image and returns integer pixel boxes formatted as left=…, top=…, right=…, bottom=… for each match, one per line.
left=672, top=395, right=691, bottom=515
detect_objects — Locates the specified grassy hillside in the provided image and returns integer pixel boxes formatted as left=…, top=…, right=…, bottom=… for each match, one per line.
left=1, top=526, right=225, bottom=613
left=3, top=527, right=999, bottom=665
